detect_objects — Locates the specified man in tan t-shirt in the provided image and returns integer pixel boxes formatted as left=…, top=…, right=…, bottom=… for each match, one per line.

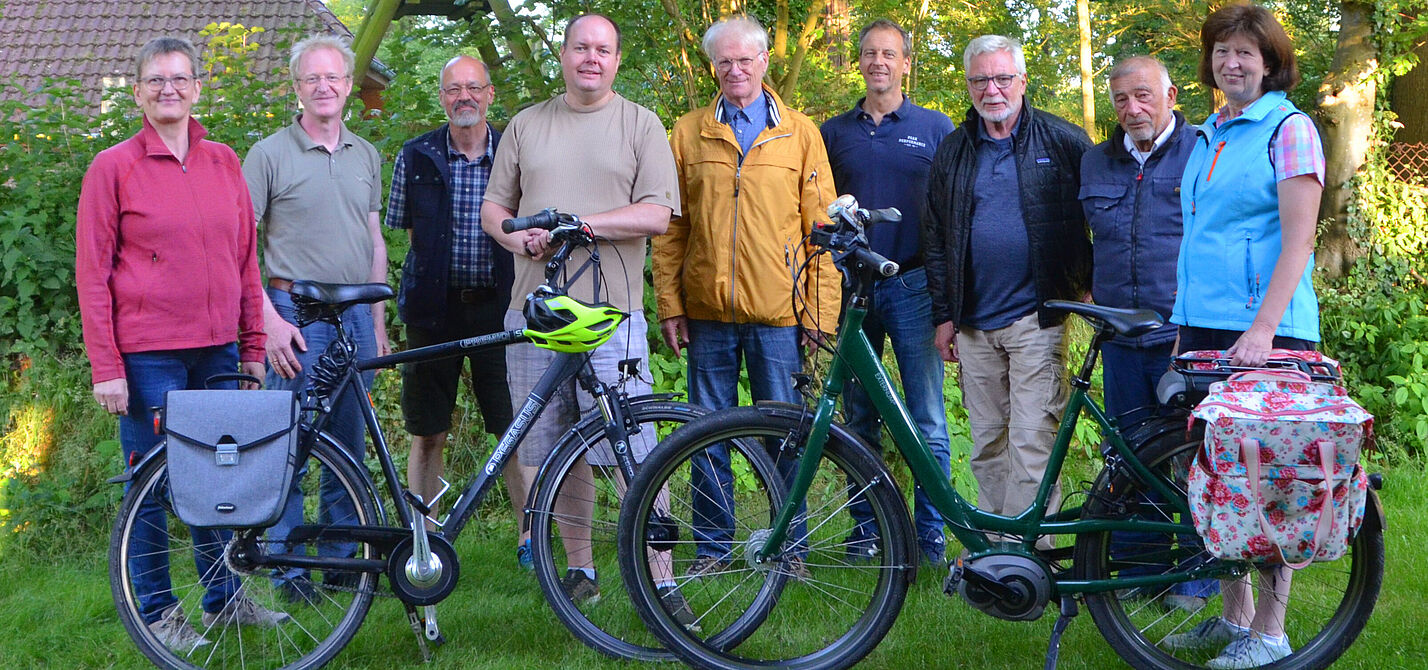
left=480, top=13, right=679, bottom=606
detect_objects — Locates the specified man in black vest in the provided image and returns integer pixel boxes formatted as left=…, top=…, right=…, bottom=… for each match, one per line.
left=385, top=54, right=514, bottom=524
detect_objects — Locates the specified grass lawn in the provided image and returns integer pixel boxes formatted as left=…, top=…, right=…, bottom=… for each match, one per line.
left=1, top=461, right=1422, bottom=669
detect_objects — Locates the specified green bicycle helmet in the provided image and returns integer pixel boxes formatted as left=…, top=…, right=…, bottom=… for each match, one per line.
left=523, top=294, right=627, bottom=352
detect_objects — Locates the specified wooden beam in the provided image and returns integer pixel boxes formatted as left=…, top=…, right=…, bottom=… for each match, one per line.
left=351, top=0, right=403, bottom=85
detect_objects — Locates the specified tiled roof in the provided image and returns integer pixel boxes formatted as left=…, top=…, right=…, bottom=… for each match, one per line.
left=0, top=0, right=382, bottom=108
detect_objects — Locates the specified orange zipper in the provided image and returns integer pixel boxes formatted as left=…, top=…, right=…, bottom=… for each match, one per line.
left=1205, top=141, right=1227, bottom=181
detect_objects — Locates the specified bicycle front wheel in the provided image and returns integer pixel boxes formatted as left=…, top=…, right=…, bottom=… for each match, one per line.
left=1074, top=425, right=1385, bottom=670
left=109, top=433, right=380, bottom=670
left=528, top=397, right=706, bottom=661
left=618, top=404, right=914, bottom=670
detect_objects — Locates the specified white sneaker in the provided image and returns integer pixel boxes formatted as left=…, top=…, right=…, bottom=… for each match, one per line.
left=148, top=605, right=212, bottom=653
left=1206, top=632, right=1293, bottom=669
left=201, top=595, right=293, bottom=628
left=1162, top=617, right=1250, bottom=651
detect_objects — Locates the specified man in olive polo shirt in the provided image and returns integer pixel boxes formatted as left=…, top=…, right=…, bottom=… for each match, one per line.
left=242, top=34, right=388, bottom=603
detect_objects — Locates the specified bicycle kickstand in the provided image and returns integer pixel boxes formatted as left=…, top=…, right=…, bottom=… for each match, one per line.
left=1042, top=596, right=1079, bottom=670
left=405, top=604, right=433, bottom=663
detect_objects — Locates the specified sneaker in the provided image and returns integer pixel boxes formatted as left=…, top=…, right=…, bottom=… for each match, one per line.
left=921, top=547, right=947, bottom=569
left=278, top=576, right=318, bottom=605
left=148, top=605, right=211, bottom=653
left=202, top=595, right=293, bottom=628
left=656, top=584, right=700, bottom=630
left=560, top=569, right=600, bottom=604
left=781, top=555, right=811, bottom=581
left=1162, top=594, right=1208, bottom=614
left=516, top=538, right=533, bottom=572
left=684, top=556, right=730, bottom=578
left=323, top=570, right=361, bottom=591
left=1206, top=632, right=1293, bottom=669
left=1163, top=617, right=1250, bottom=651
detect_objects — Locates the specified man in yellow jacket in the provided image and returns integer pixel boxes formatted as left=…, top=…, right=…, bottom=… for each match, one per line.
left=652, top=15, right=841, bottom=578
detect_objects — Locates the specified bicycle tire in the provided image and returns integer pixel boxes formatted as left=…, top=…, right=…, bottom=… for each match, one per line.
left=110, top=433, right=381, bottom=670
left=617, top=404, right=914, bottom=670
left=528, top=397, right=707, bottom=661
left=1074, top=423, right=1385, bottom=670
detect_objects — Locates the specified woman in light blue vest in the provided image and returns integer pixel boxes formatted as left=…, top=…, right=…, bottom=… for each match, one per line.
left=1165, top=4, right=1326, bottom=669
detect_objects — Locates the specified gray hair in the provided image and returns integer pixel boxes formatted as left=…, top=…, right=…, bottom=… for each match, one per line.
left=702, top=16, right=768, bottom=60
left=289, top=34, right=355, bottom=79
left=135, top=37, right=200, bottom=79
left=1107, top=55, right=1173, bottom=94
left=963, top=35, right=1025, bottom=75
left=858, top=19, right=911, bottom=57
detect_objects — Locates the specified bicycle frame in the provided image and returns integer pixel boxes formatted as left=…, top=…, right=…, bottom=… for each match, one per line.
left=758, top=281, right=1225, bottom=596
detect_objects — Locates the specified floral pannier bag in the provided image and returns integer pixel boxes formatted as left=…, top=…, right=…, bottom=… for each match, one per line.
left=1185, top=359, right=1373, bottom=567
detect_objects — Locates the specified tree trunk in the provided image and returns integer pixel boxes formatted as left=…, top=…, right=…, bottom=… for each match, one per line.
left=486, top=0, right=551, bottom=99
left=657, top=0, right=704, bottom=111
left=774, top=0, right=828, bottom=99
left=1390, top=31, right=1428, bottom=144
left=1078, top=0, right=1097, bottom=140
left=1315, top=0, right=1378, bottom=278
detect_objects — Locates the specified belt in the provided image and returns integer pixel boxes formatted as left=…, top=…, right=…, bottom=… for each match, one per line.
left=451, top=286, right=501, bottom=304
left=267, top=277, right=294, bottom=292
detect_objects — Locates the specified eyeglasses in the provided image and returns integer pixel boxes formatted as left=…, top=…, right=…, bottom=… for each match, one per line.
left=966, top=74, right=1019, bottom=91
left=299, top=73, right=350, bottom=88
left=715, top=54, right=763, bottom=73
left=441, top=83, right=491, bottom=97
left=143, top=75, right=195, bottom=92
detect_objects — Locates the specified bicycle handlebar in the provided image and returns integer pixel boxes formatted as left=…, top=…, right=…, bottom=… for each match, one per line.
left=502, top=208, right=561, bottom=233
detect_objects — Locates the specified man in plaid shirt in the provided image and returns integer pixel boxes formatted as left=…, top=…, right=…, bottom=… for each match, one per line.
left=385, top=54, right=515, bottom=522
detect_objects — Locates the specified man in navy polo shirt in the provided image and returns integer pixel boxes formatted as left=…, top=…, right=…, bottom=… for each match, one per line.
left=820, top=18, right=955, bottom=566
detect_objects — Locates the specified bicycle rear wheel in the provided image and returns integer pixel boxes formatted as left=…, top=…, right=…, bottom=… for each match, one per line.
left=618, top=404, right=914, bottom=670
left=110, top=433, right=380, bottom=670
left=1074, top=425, right=1384, bottom=670
left=528, top=397, right=706, bottom=660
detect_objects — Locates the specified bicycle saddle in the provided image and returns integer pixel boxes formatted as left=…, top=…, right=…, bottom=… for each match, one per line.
left=1043, top=300, right=1163, bottom=337
left=290, top=281, right=395, bottom=308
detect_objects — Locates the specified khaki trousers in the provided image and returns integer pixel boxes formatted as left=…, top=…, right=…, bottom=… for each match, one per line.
left=956, top=313, right=1067, bottom=520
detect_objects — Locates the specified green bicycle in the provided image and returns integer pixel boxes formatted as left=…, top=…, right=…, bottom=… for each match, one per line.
left=615, top=199, right=1384, bottom=670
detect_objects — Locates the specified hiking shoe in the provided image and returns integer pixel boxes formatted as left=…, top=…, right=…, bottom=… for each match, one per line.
left=516, top=538, right=533, bottom=572
left=684, top=556, right=730, bottom=578
left=202, top=595, right=293, bottom=628
left=278, top=576, right=318, bottom=605
left=561, top=570, right=600, bottom=604
left=1163, top=617, right=1250, bottom=651
left=1162, top=594, right=1208, bottom=614
left=148, top=605, right=211, bottom=653
left=781, top=555, right=811, bottom=581
left=656, top=584, right=700, bottom=630
left=1206, top=632, right=1292, bottom=669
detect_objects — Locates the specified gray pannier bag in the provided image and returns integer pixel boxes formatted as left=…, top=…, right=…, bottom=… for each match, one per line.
left=163, top=389, right=300, bottom=529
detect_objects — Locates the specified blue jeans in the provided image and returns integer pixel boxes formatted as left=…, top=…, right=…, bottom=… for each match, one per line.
left=120, top=344, right=241, bottom=623
left=265, top=288, right=376, bottom=581
left=1101, top=340, right=1175, bottom=418
left=1101, top=339, right=1214, bottom=597
left=841, top=268, right=951, bottom=559
left=686, top=320, right=804, bottom=559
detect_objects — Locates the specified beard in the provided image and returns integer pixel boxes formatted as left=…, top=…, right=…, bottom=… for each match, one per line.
left=975, top=101, right=1016, bottom=124
left=449, top=105, right=481, bottom=128
left=1125, top=118, right=1157, bottom=144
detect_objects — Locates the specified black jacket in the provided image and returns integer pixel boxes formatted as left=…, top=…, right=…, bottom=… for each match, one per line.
left=923, top=100, right=1092, bottom=328
left=395, top=124, right=514, bottom=330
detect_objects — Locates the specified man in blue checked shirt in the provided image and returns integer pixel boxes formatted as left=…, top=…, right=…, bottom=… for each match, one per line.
left=385, top=54, right=515, bottom=522
left=820, top=18, right=955, bottom=566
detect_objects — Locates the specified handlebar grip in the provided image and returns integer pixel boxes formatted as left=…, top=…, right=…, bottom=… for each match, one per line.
left=864, top=207, right=902, bottom=225
left=502, top=208, right=559, bottom=233
left=852, top=247, right=899, bottom=278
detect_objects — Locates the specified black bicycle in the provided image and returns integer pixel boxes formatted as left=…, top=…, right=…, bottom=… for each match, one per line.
left=109, top=210, right=704, bottom=669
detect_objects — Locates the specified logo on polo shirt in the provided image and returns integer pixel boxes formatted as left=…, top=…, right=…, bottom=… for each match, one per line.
left=898, top=135, right=928, bottom=149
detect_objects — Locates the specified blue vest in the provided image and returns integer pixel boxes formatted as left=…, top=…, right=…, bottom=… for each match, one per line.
left=1172, top=91, right=1319, bottom=342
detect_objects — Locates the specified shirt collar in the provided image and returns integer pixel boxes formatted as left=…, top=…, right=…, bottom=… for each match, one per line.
left=288, top=114, right=355, bottom=152
left=1121, top=116, right=1177, bottom=165
left=444, top=123, right=495, bottom=163
left=715, top=89, right=778, bottom=128
left=854, top=95, right=911, bottom=122
left=138, top=116, right=208, bottom=157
